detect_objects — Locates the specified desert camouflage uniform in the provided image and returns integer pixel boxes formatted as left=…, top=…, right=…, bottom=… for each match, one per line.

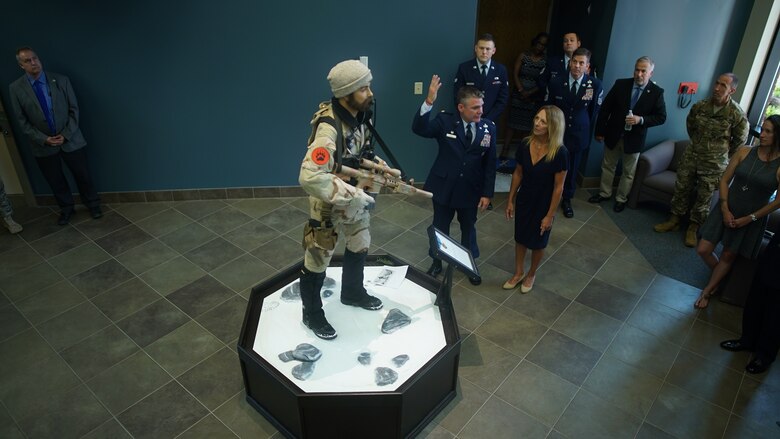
left=299, top=101, right=374, bottom=272
left=670, top=97, right=748, bottom=224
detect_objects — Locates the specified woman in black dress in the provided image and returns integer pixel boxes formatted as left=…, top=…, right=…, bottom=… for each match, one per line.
left=503, top=105, right=568, bottom=292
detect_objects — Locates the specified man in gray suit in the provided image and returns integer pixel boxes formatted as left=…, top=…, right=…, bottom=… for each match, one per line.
left=9, top=47, right=101, bottom=225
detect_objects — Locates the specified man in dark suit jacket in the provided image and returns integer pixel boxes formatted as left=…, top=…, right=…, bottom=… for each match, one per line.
left=9, top=47, right=101, bottom=225
left=414, top=76, right=496, bottom=285
left=454, top=33, right=509, bottom=123
left=545, top=47, right=603, bottom=218
left=591, top=56, right=667, bottom=212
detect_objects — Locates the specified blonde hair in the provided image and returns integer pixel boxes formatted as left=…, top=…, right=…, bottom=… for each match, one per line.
left=525, top=105, right=565, bottom=162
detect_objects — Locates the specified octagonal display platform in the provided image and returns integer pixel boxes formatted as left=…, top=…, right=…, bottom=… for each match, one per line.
left=238, top=254, right=461, bottom=439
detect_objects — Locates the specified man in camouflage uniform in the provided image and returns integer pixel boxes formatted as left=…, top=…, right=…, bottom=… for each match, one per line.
left=654, top=73, right=749, bottom=247
left=298, top=60, right=383, bottom=340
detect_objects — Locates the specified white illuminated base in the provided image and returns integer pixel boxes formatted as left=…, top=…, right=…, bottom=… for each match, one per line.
left=252, top=267, right=446, bottom=393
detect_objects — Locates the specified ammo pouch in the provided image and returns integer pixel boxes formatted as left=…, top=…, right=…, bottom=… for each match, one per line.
left=302, top=219, right=338, bottom=251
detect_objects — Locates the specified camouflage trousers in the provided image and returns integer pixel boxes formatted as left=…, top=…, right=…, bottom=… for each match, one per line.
left=302, top=197, right=371, bottom=272
left=669, top=152, right=725, bottom=225
left=0, top=179, right=13, bottom=218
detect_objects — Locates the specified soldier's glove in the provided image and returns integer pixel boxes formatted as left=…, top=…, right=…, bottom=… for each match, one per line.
left=345, top=188, right=375, bottom=220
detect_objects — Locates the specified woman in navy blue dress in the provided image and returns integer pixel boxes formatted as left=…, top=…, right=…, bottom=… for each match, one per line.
left=503, top=105, right=568, bottom=292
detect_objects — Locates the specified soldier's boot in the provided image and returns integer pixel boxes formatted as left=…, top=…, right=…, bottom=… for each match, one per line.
left=685, top=223, right=699, bottom=248
left=654, top=214, right=681, bottom=233
left=300, top=267, right=337, bottom=340
left=340, top=249, right=383, bottom=310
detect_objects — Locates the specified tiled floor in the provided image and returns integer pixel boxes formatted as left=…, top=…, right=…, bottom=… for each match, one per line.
left=1, top=190, right=779, bottom=438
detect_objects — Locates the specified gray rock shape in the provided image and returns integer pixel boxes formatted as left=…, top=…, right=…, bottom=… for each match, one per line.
left=323, top=277, right=337, bottom=288
left=280, top=282, right=301, bottom=302
left=292, top=362, right=316, bottom=381
left=392, top=354, right=409, bottom=368
left=262, top=300, right=279, bottom=311
left=278, top=351, right=295, bottom=362
left=375, top=367, right=398, bottom=386
left=357, top=352, right=371, bottom=366
left=291, top=343, right=322, bottom=362
left=322, top=289, right=334, bottom=298
left=381, top=308, right=412, bottom=334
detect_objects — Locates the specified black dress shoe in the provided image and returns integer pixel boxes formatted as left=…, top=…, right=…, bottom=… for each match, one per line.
left=57, top=211, right=73, bottom=226
left=588, top=194, right=610, bottom=203
left=561, top=199, right=574, bottom=218
left=468, top=274, right=482, bottom=285
left=613, top=201, right=626, bottom=212
left=720, top=339, right=751, bottom=352
left=746, top=357, right=772, bottom=374
left=89, top=206, right=103, bottom=219
left=487, top=202, right=493, bottom=211
left=426, top=260, right=442, bottom=277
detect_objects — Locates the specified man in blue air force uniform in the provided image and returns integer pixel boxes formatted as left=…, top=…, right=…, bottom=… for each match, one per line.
left=453, top=33, right=509, bottom=125
left=414, top=76, right=496, bottom=286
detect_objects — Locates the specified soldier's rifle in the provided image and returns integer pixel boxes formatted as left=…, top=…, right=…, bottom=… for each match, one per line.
left=337, top=159, right=433, bottom=199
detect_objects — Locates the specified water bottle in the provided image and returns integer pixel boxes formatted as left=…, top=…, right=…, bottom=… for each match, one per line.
left=625, top=110, right=633, bottom=131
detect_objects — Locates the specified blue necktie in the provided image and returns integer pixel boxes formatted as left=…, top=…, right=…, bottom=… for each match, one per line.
left=33, top=80, right=56, bottom=134
left=465, top=123, right=473, bottom=144
left=630, top=86, right=642, bottom=109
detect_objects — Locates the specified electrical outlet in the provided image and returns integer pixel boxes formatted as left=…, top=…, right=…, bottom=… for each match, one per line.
left=414, top=82, right=423, bottom=95
left=360, top=56, right=368, bottom=67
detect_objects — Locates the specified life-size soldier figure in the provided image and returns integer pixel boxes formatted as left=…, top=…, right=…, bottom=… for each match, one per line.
left=298, top=60, right=384, bottom=340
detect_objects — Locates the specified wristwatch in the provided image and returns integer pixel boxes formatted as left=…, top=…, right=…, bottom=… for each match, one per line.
left=750, top=213, right=757, bottom=222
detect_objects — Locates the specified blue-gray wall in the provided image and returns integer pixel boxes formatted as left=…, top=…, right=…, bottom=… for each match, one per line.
left=0, top=1, right=477, bottom=194
left=584, top=0, right=754, bottom=176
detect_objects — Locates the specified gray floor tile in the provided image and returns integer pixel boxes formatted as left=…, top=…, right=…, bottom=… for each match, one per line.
left=111, top=202, right=171, bottom=222
left=376, top=200, right=432, bottom=229
left=643, top=274, right=701, bottom=314
left=115, top=239, right=179, bottom=275
left=87, top=350, right=172, bottom=415
left=0, top=245, right=43, bottom=279
left=723, top=414, right=780, bottom=439
left=450, top=283, right=500, bottom=332
left=667, top=349, right=742, bottom=409
left=475, top=306, right=548, bottom=357
left=431, top=378, right=491, bottom=435
left=36, top=301, right=111, bottom=351
left=178, top=414, right=238, bottom=438
left=627, top=296, right=696, bottom=345
left=117, top=381, right=207, bottom=439
left=257, top=205, right=309, bottom=234
left=552, top=301, right=622, bottom=352
left=0, top=304, right=31, bottom=341
left=369, top=216, right=407, bottom=247
left=198, top=206, right=253, bottom=235
left=178, top=347, right=244, bottom=410
left=174, top=199, right=228, bottom=220
left=484, top=242, right=515, bottom=274
left=495, top=360, right=578, bottom=427
left=697, top=297, right=745, bottom=335
left=646, top=383, right=730, bottom=439
left=460, top=395, right=548, bottom=439
left=683, top=320, right=750, bottom=371
left=29, top=226, right=88, bottom=259
left=381, top=230, right=430, bottom=267
left=576, top=278, right=639, bottom=321
left=214, top=392, right=279, bottom=439
left=635, top=422, right=676, bottom=439
left=48, top=242, right=111, bottom=278
left=69, top=259, right=135, bottom=298
left=613, top=238, right=653, bottom=270
left=81, top=418, right=132, bottom=439
left=196, top=295, right=248, bottom=343
left=554, top=389, right=642, bottom=439
left=167, top=275, right=236, bottom=318
left=250, top=235, right=301, bottom=270
left=459, top=262, right=516, bottom=304
left=140, top=256, right=207, bottom=296
left=94, top=224, right=152, bottom=256
left=0, top=403, right=25, bottom=439
left=17, top=213, right=65, bottom=242
left=568, top=223, right=624, bottom=255
left=606, top=324, right=680, bottom=379
left=732, top=376, right=780, bottom=431
left=222, top=220, right=279, bottom=252
left=136, top=208, right=193, bottom=237
left=582, top=355, right=663, bottom=419
left=74, top=211, right=132, bottom=240
left=595, top=256, right=656, bottom=296
left=532, top=259, right=592, bottom=301
left=526, top=330, right=601, bottom=386
left=504, top=285, right=571, bottom=327
left=91, top=277, right=162, bottom=321
left=458, top=333, right=521, bottom=393
left=210, top=254, right=275, bottom=292
left=585, top=208, right=623, bottom=235
left=0, top=232, right=27, bottom=257
left=474, top=211, right=515, bottom=240
left=60, top=324, right=139, bottom=381
left=231, top=198, right=286, bottom=218
left=144, top=320, right=223, bottom=377
left=15, top=281, right=85, bottom=325
left=0, top=262, right=63, bottom=302
left=186, top=237, right=245, bottom=272
left=117, top=298, right=190, bottom=347
left=549, top=241, right=609, bottom=276
left=17, top=384, right=110, bottom=439
left=158, top=221, right=217, bottom=254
